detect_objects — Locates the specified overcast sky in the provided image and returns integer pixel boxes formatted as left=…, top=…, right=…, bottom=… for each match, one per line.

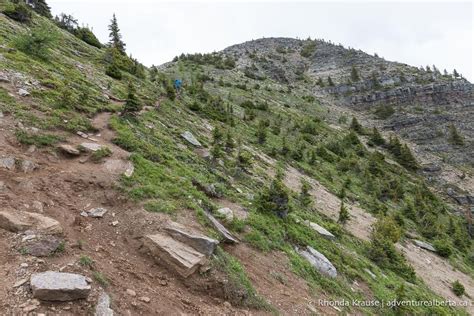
left=49, top=0, right=473, bottom=81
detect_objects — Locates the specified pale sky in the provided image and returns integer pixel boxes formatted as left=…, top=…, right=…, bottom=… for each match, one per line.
left=49, top=0, right=473, bottom=81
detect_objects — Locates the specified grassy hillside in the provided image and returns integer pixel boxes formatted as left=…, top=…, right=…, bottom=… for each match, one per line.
left=0, top=2, right=472, bottom=315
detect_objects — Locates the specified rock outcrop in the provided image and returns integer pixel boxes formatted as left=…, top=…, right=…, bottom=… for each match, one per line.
left=164, top=223, right=219, bottom=256
left=204, top=211, right=239, bottom=243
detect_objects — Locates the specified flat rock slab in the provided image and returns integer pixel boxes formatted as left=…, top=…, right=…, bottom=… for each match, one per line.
left=304, top=220, right=335, bottom=240
left=143, top=233, right=206, bottom=277
left=25, top=236, right=63, bottom=257
left=0, top=210, right=62, bottom=234
left=164, top=223, right=219, bottom=256
left=181, top=131, right=202, bottom=147
left=80, top=142, right=103, bottom=152
left=299, top=246, right=337, bottom=278
left=86, top=207, right=108, bottom=218
left=58, top=144, right=81, bottom=156
left=413, top=239, right=436, bottom=252
left=204, top=212, right=239, bottom=244
left=104, top=159, right=134, bottom=177
left=31, top=271, right=91, bottom=301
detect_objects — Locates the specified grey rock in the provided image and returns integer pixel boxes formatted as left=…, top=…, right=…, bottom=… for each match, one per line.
left=87, top=207, right=108, bottom=218
left=216, top=207, right=234, bottom=221
left=164, top=223, right=219, bottom=256
left=303, top=220, right=335, bottom=240
left=143, top=233, right=206, bottom=277
left=18, top=88, right=30, bottom=97
left=104, top=159, right=134, bottom=177
left=58, top=144, right=81, bottom=156
left=298, top=246, right=337, bottom=278
left=204, top=211, right=239, bottom=244
left=0, top=181, right=5, bottom=191
left=24, top=236, right=63, bottom=257
left=0, top=157, right=16, bottom=170
left=18, top=160, right=38, bottom=173
left=95, top=292, right=114, bottom=316
left=30, top=271, right=91, bottom=301
left=413, top=239, right=436, bottom=252
left=364, top=268, right=377, bottom=280
left=181, top=131, right=202, bottom=147
left=0, top=73, right=9, bottom=83
left=80, top=142, right=103, bottom=152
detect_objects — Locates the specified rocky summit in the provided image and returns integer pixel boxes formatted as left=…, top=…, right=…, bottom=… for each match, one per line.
left=0, top=1, right=473, bottom=315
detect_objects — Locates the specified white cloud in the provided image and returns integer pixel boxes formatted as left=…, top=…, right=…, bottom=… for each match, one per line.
left=49, top=0, right=473, bottom=81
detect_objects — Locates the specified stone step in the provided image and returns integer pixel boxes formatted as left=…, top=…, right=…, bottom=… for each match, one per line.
left=164, top=222, right=219, bottom=256
left=30, top=271, right=91, bottom=301
left=0, top=210, right=62, bottom=234
left=143, top=233, right=206, bottom=277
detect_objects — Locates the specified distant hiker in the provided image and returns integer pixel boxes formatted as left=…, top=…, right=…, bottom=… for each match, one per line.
left=174, top=79, right=182, bottom=93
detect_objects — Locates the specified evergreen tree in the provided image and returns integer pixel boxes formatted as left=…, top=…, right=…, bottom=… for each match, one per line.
left=256, top=174, right=290, bottom=218
left=108, top=14, right=126, bottom=54
left=338, top=201, right=349, bottom=224
left=369, top=127, right=385, bottom=146
left=371, top=72, right=380, bottom=88
left=449, top=124, right=464, bottom=146
left=121, top=81, right=141, bottom=115
left=29, top=0, right=52, bottom=18
left=453, top=69, right=460, bottom=78
left=350, top=116, right=363, bottom=134
left=316, top=77, right=325, bottom=87
left=327, top=76, right=334, bottom=86
left=350, top=65, right=360, bottom=82
left=256, top=120, right=267, bottom=144
left=399, top=144, right=418, bottom=170
left=224, top=131, right=235, bottom=151
left=212, top=126, right=224, bottom=145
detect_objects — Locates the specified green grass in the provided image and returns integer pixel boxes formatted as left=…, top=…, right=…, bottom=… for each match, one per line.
left=93, top=271, right=109, bottom=287
left=78, top=255, right=94, bottom=268
left=15, top=129, right=61, bottom=147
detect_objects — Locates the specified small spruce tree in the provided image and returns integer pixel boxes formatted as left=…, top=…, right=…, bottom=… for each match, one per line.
left=29, top=0, right=52, bottom=18
left=338, top=201, right=349, bottom=224
left=449, top=124, right=464, bottom=146
left=350, top=65, right=360, bottom=82
left=327, top=76, right=334, bottom=86
left=299, top=179, right=312, bottom=207
left=369, top=127, right=385, bottom=146
left=350, top=116, right=363, bottom=134
left=108, top=14, right=126, bottom=54
left=453, top=69, right=460, bottom=78
left=121, top=81, right=141, bottom=115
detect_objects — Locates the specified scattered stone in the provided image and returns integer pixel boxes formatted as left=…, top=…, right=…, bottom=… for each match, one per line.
left=32, top=201, right=43, bottom=213
left=126, top=289, right=136, bottom=297
left=111, top=221, right=119, bottom=226
left=194, top=148, right=210, bottom=159
left=181, top=131, right=202, bottom=147
left=413, top=239, right=436, bottom=252
left=216, top=207, right=234, bottom=221
left=364, top=268, right=377, bottom=280
left=0, top=210, right=62, bottom=234
left=87, top=207, right=108, bottom=218
left=204, top=212, right=239, bottom=244
left=95, top=292, right=114, bottom=316
left=303, top=220, right=335, bottom=240
left=22, top=299, right=40, bottom=312
left=18, top=88, right=30, bottom=97
left=77, top=131, right=89, bottom=139
left=0, top=73, right=9, bottom=83
left=31, top=271, right=91, bottom=301
left=191, top=179, right=222, bottom=198
left=0, top=157, right=15, bottom=170
left=138, top=296, right=150, bottom=303
left=0, top=181, right=5, bottom=191
left=24, top=236, right=63, bottom=257
left=80, top=211, right=88, bottom=217
left=20, top=262, right=29, bottom=268
left=298, top=246, right=337, bottom=278
left=80, top=142, right=103, bottom=152
left=58, top=144, right=81, bottom=156
left=164, top=223, right=219, bottom=256
left=18, top=160, right=38, bottom=173
left=104, top=159, right=134, bottom=177
left=143, top=233, right=206, bottom=277
left=13, top=278, right=28, bottom=288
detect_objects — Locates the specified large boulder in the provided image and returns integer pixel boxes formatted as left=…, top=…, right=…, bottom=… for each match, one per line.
left=303, top=220, right=335, bottom=240
left=0, top=210, right=62, bottom=234
left=30, top=271, right=91, bottom=301
left=58, top=144, right=81, bottom=156
left=143, top=233, right=206, bottom=277
left=298, top=246, right=337, bottom=278
left=181, top=131, right=202, bottom=147
left=80, top=142, right=104, bottom=152
left=204, top=211, right=239, bottom=244
left=164, top=223, right=219, bottom=256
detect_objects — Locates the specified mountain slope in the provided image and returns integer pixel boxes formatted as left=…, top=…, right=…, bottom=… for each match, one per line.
left=1, top=5, right=473, bottom=316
